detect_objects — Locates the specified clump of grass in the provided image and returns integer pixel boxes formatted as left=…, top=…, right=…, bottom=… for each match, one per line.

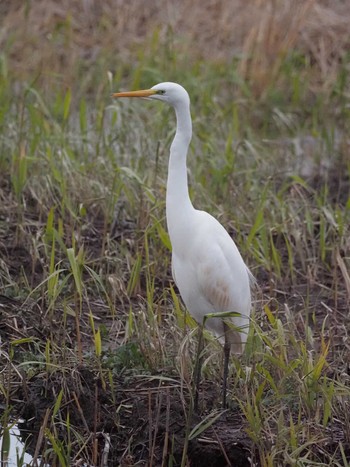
left=238, top=304, right=350, bottom=465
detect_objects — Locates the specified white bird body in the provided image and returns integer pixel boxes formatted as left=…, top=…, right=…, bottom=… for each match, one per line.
left=170, top=209, right=251, bottom=351
left=113, top=81, right=252, bottom=366
left=160, top=82, right=251, bottom=352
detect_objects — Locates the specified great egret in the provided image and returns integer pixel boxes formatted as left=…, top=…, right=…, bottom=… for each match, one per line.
left=113, top=82, right=253, bottom=408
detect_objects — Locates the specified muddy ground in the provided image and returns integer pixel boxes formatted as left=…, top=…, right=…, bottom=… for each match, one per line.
left=1, top=292, right=253, bottom=466
left=2, top=291, right=349, bottom=467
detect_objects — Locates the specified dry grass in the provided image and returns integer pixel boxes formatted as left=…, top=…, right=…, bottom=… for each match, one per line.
left=1, top=0, right=350, bottom=95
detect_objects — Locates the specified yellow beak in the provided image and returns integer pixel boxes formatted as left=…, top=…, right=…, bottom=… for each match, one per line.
left=112, top=89, right=156, bottom=98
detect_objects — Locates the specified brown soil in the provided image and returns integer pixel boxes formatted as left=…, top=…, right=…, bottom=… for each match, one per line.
left=18, top=369, right=252, bottom=466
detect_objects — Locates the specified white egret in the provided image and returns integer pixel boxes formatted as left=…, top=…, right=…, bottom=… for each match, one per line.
left=113, top=82, right=253, bottom=408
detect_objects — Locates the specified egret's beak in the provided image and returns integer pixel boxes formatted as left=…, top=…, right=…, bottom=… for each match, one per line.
left=112, top=89, right=156, bottom=98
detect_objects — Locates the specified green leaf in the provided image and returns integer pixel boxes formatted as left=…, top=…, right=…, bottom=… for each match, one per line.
left=247, top=208, right=264, bottom=247
left=53, top=388, right=64, bottom=417
left=63, top=88, right=71, bottom=121
left=67, top=247, right=82, bottom=296
left=156, top=222, right=172, bottom=250
left=263, top=304, right=276, bottom=327
left=94, top=327, right=102, bottom=357
left=1, top=426, right=10, bottom=458
left=189, top=410, right=226, bottom=440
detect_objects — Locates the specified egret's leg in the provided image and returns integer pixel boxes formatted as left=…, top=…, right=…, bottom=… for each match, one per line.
left=222, top=324, right=231, bottom=408
left=193, top=324, right=204, bottom=412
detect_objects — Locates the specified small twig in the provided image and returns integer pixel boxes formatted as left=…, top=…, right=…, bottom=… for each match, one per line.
left=92, top=382, right=99, bottom=465
left=150, top=383, right=163, bottom=466
left=213, top=428, right=232, bottom=467
left=161, top=388, right=170, bottom=467
left=72, top=391, right=90, bottom=433
left=181, top=395, right=195, bottom=467
left=32, top=407, right=50, bottom=466
left=101, top=433, right=111, bottom=467
left=148, top=389, right=153, bottom=465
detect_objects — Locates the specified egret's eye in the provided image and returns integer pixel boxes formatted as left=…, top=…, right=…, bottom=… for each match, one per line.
left=156, top=90, right=166, bottom=95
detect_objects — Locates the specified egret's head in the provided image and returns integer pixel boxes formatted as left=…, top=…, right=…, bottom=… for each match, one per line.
left=112, top=82, right=190, bottom=108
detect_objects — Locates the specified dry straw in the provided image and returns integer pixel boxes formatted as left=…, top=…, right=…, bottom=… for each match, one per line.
left=1, top=0, right=349, bottom=93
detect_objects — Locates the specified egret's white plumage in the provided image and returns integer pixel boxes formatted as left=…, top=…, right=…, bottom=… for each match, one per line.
left=113, top=82, right=253, bottom=405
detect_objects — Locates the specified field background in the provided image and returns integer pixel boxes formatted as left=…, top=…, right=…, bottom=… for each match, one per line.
left=0, top=1, right=350, bottom=466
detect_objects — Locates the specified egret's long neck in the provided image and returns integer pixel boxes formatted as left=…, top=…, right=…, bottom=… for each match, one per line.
left=166, top=101, right=194, bottom=243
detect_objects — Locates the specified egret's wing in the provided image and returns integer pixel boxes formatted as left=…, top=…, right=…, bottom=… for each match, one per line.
left=200, top=267, right=232, bottom=312
left=196, top=230, right=248, bottom=310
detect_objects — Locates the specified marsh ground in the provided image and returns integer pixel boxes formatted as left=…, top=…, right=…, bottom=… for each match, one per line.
left=1, top=1, right=350, bottom=466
